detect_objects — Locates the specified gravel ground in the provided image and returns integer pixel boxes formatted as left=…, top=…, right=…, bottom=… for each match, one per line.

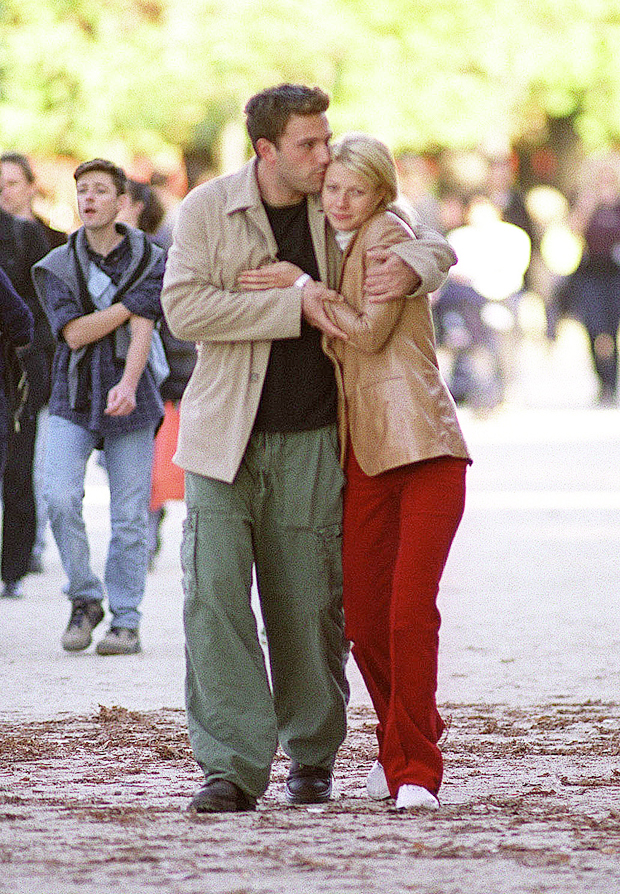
left=1, top=700, right=619, bottom=894
left=1, top=329, right=619, bottom=893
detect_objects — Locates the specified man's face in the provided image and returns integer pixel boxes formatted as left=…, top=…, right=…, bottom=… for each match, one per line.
left=266, top=113, right=332, bottom=202
left=0, top=161, right=35, bottom=217
left=75, top=171, right=123, bottom=231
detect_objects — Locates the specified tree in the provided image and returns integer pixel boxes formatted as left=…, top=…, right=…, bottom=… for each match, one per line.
left=1, top=0, right=620, bottom=166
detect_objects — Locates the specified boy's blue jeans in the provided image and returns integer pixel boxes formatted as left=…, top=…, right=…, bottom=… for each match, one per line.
left=44, top=415, right=155, bottom=629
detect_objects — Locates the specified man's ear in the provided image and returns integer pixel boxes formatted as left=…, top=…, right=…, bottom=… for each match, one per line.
left=256, top=137, right=277, bottom=164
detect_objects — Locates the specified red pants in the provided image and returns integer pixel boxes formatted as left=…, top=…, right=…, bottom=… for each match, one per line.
left=342, top=449, right=467, bottom=796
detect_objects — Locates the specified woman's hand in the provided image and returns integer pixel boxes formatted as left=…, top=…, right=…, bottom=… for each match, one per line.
left=237, top=261, right=303, bottom=290
left=302, top=280, right=348, bottom=340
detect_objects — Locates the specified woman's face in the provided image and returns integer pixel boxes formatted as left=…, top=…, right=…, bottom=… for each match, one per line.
left=322, top=161, right=385, bottom=232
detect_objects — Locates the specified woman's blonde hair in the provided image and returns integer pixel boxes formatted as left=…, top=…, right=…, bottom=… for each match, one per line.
left=329, top=133, right=398, bottom=208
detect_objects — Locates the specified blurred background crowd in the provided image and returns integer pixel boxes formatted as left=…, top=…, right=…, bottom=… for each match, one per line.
left=3, top=137, right=620, bottom=413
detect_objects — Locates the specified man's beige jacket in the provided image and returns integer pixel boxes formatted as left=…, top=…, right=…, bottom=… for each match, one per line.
left=161, top=159, right=456, bottom=483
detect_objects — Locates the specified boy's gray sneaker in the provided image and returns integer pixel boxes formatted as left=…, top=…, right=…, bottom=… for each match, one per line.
left=61, top=600, right=104, bottom=651
left=95, top=627, right=141, bottom=656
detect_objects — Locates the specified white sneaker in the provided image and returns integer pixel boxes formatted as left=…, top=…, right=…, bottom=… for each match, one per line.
left=395, top=784, right=440, bottom=811
left=366, top=760, right=390, bottom=800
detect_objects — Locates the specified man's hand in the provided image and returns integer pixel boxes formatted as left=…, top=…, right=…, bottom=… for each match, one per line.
left=105, top=379, right=137, bottom=417
left=237, top=261, right=303, bottom=290
left=302, top=281, right=348, bottom=340
left=364, top=247, right=421, bottom=303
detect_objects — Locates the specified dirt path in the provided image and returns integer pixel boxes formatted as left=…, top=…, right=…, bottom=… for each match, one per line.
left=2, top=394, right=620, bottom=893
left=2, top=700, right=619, bottom=894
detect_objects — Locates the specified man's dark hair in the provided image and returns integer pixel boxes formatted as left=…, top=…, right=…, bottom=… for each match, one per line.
left=74, top=158, right=127, bottom=195
left=244, top=84, right=330, bottom=153
left=1, top=152, right=35, bottom=183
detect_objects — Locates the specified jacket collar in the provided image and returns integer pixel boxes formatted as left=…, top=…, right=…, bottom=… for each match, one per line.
left=224, top=159, right=264, bottom=215
left=223, top=158, right=326, bottom=218
left=221, top=158, right=333, bottom=283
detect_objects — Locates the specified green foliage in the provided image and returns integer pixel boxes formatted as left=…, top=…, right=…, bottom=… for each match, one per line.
left=1, top=0, right=620, bottom=160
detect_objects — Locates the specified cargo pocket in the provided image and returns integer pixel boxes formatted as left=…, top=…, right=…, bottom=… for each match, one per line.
left=180, top=508, right=199, bottom=601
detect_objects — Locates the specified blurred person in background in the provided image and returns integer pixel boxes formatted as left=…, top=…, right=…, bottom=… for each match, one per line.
left=0, top=153, right=67, bottom=249
left=486, top=153, right=538, bottom=297
left=149, top=171, right=180, bottom=251
left=32, top=159, right=165, bottom=654
left=0, top=199, right=51, bottom=599
left=555, top=153, right=620, bottom=405
left=447, top=194, right=531, bottom=313
left=395, top=152, right=442, bottom=232
left=435, top=193, right=530, bottom=409
left=0, top=152, right=67, bottom=575
left=0, top=266, right=34, bottom=486
left=486, top=154, right=535, bottom=247
left=121, top=179, right=166, bottom=240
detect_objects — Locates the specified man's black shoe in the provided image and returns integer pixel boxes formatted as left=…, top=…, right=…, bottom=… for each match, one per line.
left=188, top=778, right=256, bottom=813
left=285, top=761, right=333, bottom=805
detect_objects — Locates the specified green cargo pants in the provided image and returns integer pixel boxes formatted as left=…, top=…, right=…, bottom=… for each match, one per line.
left=181, top=424, right=348, bottom=800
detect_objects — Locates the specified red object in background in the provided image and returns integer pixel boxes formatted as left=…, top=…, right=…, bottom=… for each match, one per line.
left=150, top=400, right=184, bottom=511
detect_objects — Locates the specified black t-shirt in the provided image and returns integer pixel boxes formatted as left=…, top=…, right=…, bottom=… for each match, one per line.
left=252, top=198, right=337, bottom=432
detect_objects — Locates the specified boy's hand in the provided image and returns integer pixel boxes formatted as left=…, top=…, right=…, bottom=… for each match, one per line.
left=105, top=379, right=137, bottom=416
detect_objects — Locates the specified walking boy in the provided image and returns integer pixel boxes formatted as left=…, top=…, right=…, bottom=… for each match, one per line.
left=33, top=159, right=165, bottom=655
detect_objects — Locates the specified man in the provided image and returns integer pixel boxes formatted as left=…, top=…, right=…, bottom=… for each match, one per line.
left=32, top=159, right=165, bottom=655
left=0, top=153, right=67, bottom=249
left=0, top=202, right=51, bottom=599
left=1, top=152, right=67, bottom=577
left=162, top=84, right=457, bottom=813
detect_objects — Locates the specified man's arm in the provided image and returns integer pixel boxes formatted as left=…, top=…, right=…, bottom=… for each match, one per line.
left=63, top=248, right=165, bottom=352
left=364, top=211, right=457, bottom=303
left=237, top=261, right=348, bottom=340
left=105, top=314, right=154, bottom=417
left=162, top=187, right=303, bottom=345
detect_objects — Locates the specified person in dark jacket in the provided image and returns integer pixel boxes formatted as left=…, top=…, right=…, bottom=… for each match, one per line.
left=561, top=155, right=620, bottom=404
left=0, top=265, right=34, bottom=495
left=0, top=153, right=67, bottom=249
left=0, top=153, right=68, bottom=574
left=0, top=207, right=51, bottom=599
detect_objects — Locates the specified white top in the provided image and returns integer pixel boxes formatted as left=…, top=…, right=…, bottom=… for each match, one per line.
left=335, top=230, right=356, bottom=251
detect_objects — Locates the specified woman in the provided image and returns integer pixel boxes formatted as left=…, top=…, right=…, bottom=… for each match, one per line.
left=239, top=133, right=470, bottom=810
left=319, top=134, right=470, bottom=810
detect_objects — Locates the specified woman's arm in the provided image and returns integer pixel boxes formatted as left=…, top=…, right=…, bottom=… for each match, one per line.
left=324, top=217, right=411, bottom=352
left=322, top=289, right=404, bottom=354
